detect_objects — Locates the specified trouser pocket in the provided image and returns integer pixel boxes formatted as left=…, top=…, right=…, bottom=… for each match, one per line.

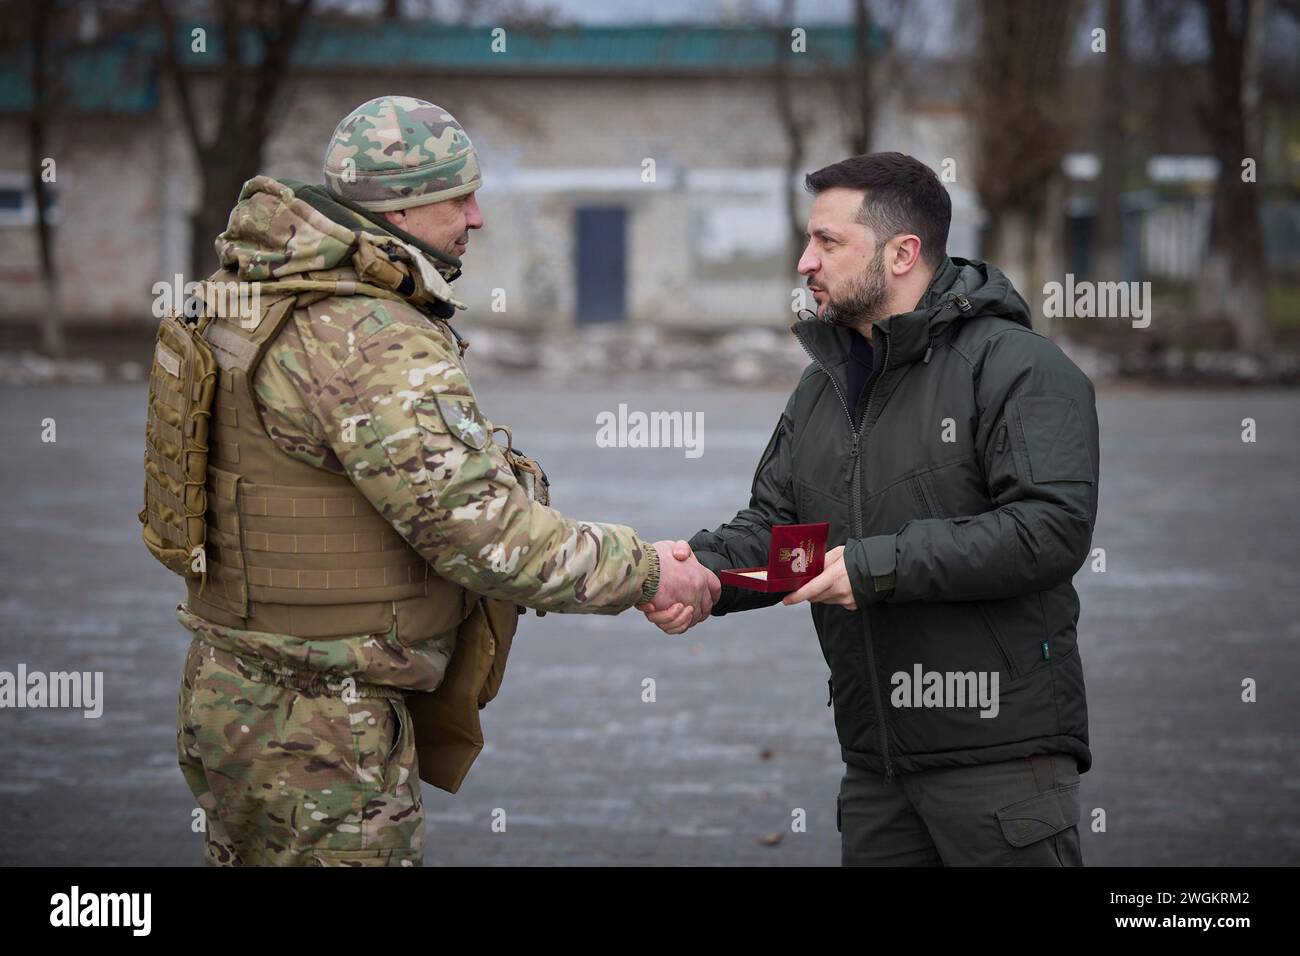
left=907, top=752, right=1084, bottom=866
left=993, top=754, right=1083, bottom=866
left=996, top=783, right=1080, bottom=847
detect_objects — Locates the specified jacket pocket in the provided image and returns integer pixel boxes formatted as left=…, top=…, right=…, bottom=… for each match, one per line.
left=906, top=461, right=980, bottom=521
left=1012, top=394, right=1094, bottom=484
left=865, top=465, right=951, bottom=533
left=906, top=472, right=941, bottom=519
left=814, top=605, right=876, bottom=744
left=976, top=603, right=1018, bottom=682
left=794, top=478, right=850, bottom=547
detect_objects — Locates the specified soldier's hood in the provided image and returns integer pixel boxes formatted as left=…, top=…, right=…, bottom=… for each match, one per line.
left=215, top=175, right=466, bottom=314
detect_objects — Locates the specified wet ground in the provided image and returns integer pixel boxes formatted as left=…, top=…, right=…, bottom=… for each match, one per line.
left=0, top=379, right=1297, bottom=865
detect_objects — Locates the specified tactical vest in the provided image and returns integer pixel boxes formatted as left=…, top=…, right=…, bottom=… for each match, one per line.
left=141, top=270, right=547, bottom=794
left=186, top=278, right=466, bottom=639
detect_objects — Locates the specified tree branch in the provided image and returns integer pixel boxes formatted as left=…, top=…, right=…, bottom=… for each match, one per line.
left=150, top=0, right=206, bottom=156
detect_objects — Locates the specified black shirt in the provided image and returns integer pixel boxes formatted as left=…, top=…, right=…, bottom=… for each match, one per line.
left=845, top=329, right=875, bottom=424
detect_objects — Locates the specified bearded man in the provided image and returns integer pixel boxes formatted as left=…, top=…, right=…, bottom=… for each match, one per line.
left=641, top=151, right=1100, bottom=867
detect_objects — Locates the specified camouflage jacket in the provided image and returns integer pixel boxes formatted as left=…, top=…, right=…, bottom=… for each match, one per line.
left=177, top=176, right=658, bottom=689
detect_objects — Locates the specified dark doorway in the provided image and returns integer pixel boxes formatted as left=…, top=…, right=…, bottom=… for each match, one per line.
left=575, top=207, right=627, bottom=324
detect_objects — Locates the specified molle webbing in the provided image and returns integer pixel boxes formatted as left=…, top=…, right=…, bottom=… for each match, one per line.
left=183, top=271, right=467, bottom=641
left=138, top=311, right=219, bottom=580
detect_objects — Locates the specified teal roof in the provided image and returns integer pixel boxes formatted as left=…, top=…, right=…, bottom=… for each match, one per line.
left=1, top=22, right=877, bottom=115
left=296, top=23, right=869, bottom=73
left=0, top=42, right=157, bottom=114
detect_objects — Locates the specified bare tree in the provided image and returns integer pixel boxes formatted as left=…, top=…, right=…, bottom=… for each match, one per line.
left=0, top=0, right=68, bottom=355
left=771, top=2, right=907, bottom=275
left=152, top=0, right=313, bottom=280
left=845, top=0, right=875, bottom=155
left=1196, top=0, right=1272, bottom=352
left=771, top=0, right=810, bottom=259
left=841, top=0, right=908, bottom=156
left=965, top=0, right=1077, bottom=334
left=1094, top=0, right=1129, bottom=283
left=29, top=0, right=66, bottom=355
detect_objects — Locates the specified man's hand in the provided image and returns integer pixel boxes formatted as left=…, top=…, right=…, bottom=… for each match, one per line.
left=636, top=540, right=720, bottom=635
left=782, top=545, right=856, bottom=610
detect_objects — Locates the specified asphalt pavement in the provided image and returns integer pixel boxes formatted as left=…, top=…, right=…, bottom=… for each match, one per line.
left=0, top=378, right=1296, bottom=865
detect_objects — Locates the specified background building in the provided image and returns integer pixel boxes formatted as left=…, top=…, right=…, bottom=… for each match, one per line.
left=0, top=18, right=985, bottom=334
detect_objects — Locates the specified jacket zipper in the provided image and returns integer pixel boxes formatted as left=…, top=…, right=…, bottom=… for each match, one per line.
left=857, top=331, right=894, bottom=782
left=794, top=326, right=896, bottom=782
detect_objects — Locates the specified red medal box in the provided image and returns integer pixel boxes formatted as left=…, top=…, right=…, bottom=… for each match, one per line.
left=718, top=522, right=830, bottom=593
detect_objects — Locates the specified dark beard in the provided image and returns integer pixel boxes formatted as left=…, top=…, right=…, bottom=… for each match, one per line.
left=820, top=247, right=889, bottom=329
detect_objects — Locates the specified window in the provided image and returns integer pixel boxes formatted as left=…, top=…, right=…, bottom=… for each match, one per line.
left=0, top=171, right=61, bottom=228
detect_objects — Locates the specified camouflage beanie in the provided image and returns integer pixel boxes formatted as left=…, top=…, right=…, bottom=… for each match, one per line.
left=323, top=95, right=482, bottom=212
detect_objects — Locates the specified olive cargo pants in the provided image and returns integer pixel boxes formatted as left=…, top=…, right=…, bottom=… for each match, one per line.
left=837, top=753, right=1084, bottom=866
left=176, top=638, right=424, bottom=866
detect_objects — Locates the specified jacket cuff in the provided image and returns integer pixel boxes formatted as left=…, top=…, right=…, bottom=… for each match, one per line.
left=692, top=549, right=730, bottom=575
left=689, top=549, right=734, bottom=615
left=845, top=534, right=898, bottom=605
left=637, top=540, right=661, bottom=604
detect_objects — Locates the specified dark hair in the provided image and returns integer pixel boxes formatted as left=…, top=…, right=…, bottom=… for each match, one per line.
left=804, top=152, right=951, bottom=268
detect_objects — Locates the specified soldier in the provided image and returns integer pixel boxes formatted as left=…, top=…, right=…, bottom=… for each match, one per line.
left=151, top=95, right=719, bottom=866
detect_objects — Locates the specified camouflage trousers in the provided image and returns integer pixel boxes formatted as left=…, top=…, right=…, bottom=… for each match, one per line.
left=176, top=637, right=424, bottom=866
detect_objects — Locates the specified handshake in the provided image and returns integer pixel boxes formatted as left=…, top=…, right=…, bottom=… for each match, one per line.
left=635, top=538, right=857, bottom=634
left=635, top=540, right=720, bottom=636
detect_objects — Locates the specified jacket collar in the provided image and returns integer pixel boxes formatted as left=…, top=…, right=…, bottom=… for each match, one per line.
left=791, top=256, right=966, bottom=371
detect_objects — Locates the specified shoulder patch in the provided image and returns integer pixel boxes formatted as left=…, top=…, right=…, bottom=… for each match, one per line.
left=434, top=394, right=491, bottom=450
